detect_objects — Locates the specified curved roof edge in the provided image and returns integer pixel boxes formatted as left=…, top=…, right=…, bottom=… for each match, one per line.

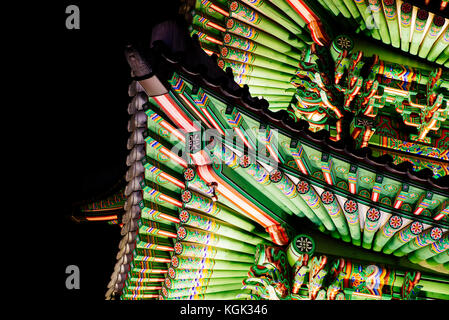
left=125, top=19, right=449, bottom=194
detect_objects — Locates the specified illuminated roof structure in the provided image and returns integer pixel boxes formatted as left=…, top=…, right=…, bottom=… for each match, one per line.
left=73, top=1, right=449, bottom=300
left=188, top=0, right=449, bottom=178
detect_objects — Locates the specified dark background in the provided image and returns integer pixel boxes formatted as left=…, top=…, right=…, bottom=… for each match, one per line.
left=29, top=1, right=181, bottom=301
left=20, top=1, right=447, bottom=314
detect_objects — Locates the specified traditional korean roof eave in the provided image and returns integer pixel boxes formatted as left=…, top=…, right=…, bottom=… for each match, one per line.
left=399, top=0, right=449, bottom=19
left=103, top=19, right=449, bottom=300
left=134, top=19, right=449, bottom=195
left=71, top=177, right=127, bottom=223
left=294, top=224, right=449, bottom=278
left=303, top=0, right=449, bottom=59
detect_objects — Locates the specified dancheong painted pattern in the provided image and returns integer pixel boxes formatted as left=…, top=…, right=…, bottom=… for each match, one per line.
left=73, top=1, right=449, bottom=300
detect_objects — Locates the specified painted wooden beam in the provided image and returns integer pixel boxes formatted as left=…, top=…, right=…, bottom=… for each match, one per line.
left=342, top=198, right=362, bottom=246
left=399, top=2, right=413, bottom=52
left=393, top=226, right=444, bottom=257
left=290, top=140, right=312, bottom=176
left=408, top=233, right=449, bottom=263
left=320, top=190, right=351, bottom=242
left=427, top=26, right=449, bottom=62
left=362, top=207, right=382, bottom=249
left=382, top=0, right=400, bottom=48
left=167, top=266, right=248, bottom=280
left=371, top=174, right=384, bottom=202
left=224, top=21, right=303, bottom=61
left=267, top=0, right=307, bottom=28
left=413, top=191, right=433, bottom=215
left=373, top=215, right=404, bottom=251
left=240, top=0, right=308, bottom=37
left=409, top=9, right=429, bottom=55
left=354, top=0, right=382, bottom=40
left=320, top=153, right=336, bottom=186
left=181, top=189, right=259, bottom=232
left=296, top=179, right=337, bottom=232
left=382, top=220, right=424, bottom=254
left=269, top=168, right=326, bottom=226
left=368, top=0, right=391, bottom=45
left=347, top=164, right=358, bottom=195
left=228, top=1, right=306, bottom=48
left=418, top=14, right=446, bottom=59
left=393, top=183, right=410, bottom=209
left=220, top=45, right=297, bottom=74
left=237, top=154, right=301, bottom=215
left=173, top=240, right=254, bottom=262
left=178, top=209, right=270, bottom=245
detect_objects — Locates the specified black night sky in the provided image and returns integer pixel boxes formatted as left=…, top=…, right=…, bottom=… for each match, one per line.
left=36, top=1, right=181, bottom=301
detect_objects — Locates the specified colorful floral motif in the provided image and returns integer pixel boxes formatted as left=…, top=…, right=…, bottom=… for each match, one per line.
left=183, top=168, right=195, bottom=181
left=367, top=208, right=380, bottom=222
left=430, top=227, right=443, bottom=241
left=400, top=2, right=412, bottom=26
left=168, top=267, right=176, bottom=279
left=380, top=197, right=392, bottom=206
left=297, top=181, right=310, bottom=194
left=179, top=210, right=190, bottom=223
left=269, top=170, right=282, bottom=183
left=177, top=227, right=187, bottom=240
left=181, top=190, right=192, bottom=203
left=410, top=221, right=423, bottom=235
left=164, top=278, right=172, bottom=288
left=335, top=166, right=349, bottom=175
left=171, top=255, right=179, bottom=268
left=321, top=191, right=334, bottom=204
left=398, top=221, right=423, bottom=243
left=229, top=1, right=261, bottom=25
left=224, top=33, right=256, bottom=52
left=359, top=176, right=374, bottom=185
left=174, top=242, right=183, bottom=255
left=383, top=184, right=398, bottom=193
left=239, top=154, right=251, bottom=168
left=344, top=199, right=358, bottom=213
left=389, top=215, right=403, bottom=229
left=383, top=0, right=396, bottom=19
left=226, top=18, right=258, bottom=40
